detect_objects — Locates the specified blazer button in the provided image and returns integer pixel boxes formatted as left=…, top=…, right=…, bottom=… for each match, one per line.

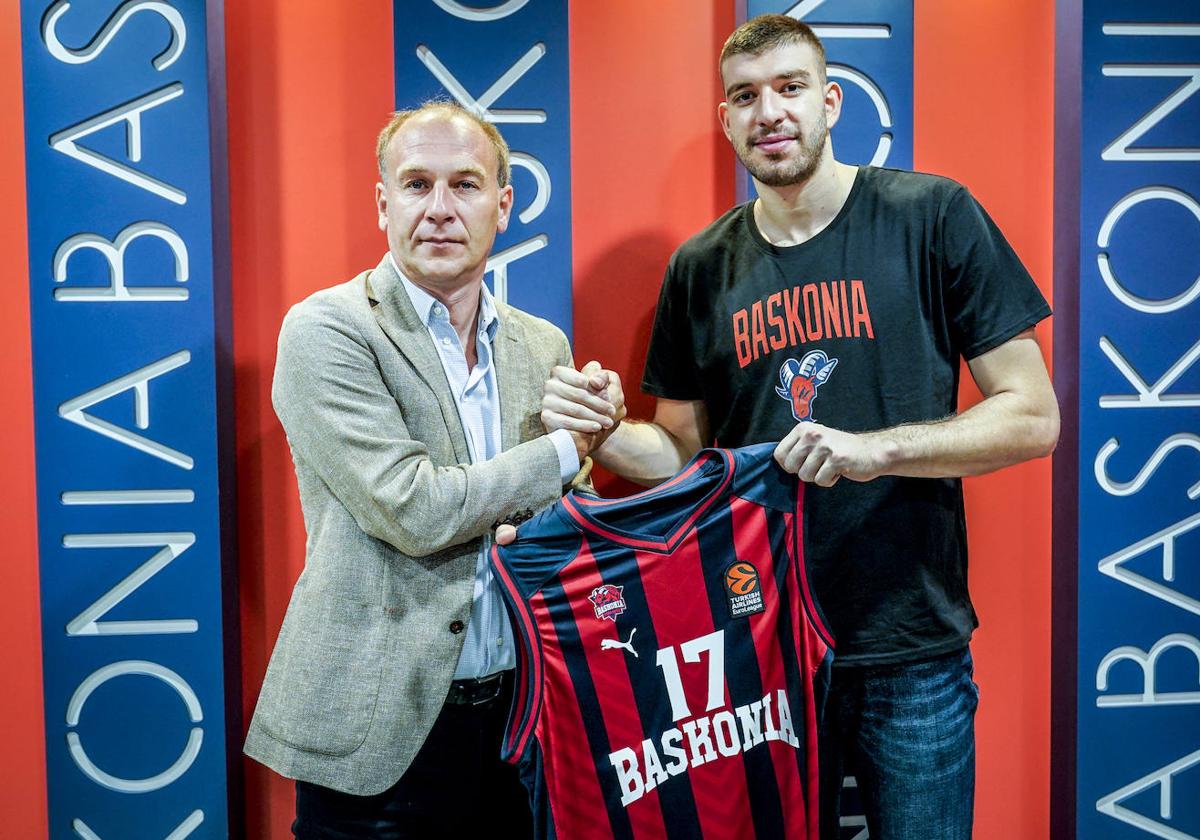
left=449, top=620, right=465, bottom=634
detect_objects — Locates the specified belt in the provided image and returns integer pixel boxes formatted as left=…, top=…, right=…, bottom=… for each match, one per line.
left=445, top=671, right=507, bottom=706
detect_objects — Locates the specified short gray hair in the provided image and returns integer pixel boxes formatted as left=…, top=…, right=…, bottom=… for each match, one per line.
left=376, top=100, right=511, bottom=187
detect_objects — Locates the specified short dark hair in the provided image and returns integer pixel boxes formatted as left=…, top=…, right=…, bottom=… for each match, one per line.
left=720, top=14, right=827, bottom=84
left=376, top=100, right=511, bottom=188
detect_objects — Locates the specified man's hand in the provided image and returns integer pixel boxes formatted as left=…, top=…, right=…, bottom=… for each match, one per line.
left=542, top=360, right=626, bottom=454
left=568, top=430, right=594, bottom=462
left=774, top=422, right=894, bottom=487
left=496, top=523, right=517, bottom=546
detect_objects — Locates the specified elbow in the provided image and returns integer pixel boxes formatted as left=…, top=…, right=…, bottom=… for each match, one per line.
left=356, top=462, right=468, bottom=557
left=1031, top=404, right=1061, bottom=460
left=388, top=530, right=442, bottom=558
left=357, top=501, right=445, bottom=558
left=381, top=525, right=446, bottom=559
left=384, top=515, right=452, bottom=558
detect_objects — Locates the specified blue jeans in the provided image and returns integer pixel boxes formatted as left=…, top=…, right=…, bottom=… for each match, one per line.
left=819, top=647, right=979, bottom=840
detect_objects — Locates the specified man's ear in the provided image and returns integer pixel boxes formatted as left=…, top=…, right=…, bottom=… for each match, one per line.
left=824, top=79, right=844, bottom=130
left=496, top=183, right=514, bottom=234
left=718, top=100, right=733, bottom=141
left=375, top=182, right=388, bottom=231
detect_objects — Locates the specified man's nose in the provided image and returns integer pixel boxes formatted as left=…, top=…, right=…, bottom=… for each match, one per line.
left=757, top=89, right=785, bottom=126
left=424, top=182, right=455, bottom=223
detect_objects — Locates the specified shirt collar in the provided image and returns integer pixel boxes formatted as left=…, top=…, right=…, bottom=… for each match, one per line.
left=388, top=252, right=497, bottom=339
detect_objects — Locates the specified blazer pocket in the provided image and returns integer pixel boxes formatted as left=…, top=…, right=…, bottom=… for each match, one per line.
left=258, top=593, right=386, bottom=756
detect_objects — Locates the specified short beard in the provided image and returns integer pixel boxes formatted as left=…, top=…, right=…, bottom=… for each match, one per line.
left=736, top=117, right=829, bottom=188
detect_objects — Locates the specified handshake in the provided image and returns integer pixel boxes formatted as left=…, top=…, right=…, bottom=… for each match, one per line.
left=496, top=360, right=624, bottom=548
left=542, top=360, right=627, bottom=463
left=496, top=353, right=897, bottom=553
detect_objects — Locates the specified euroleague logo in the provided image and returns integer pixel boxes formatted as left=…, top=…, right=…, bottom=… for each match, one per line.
left=725, top=562, right=759, bottom=595
left=589, top=584, right=628, bottom=622
left=775, top=349, right=837, bottom=422
left=723, top=561, right=765, bottom=618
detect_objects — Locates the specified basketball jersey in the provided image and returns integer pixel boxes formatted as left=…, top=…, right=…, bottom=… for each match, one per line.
left=490, top=443, right=834, bottom=840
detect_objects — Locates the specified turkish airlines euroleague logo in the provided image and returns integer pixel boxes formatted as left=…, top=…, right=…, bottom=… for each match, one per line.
left=724, top=562, right=765, bottom=618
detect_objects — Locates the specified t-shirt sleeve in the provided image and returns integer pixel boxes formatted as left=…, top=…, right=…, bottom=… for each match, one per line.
left=641, top=256, right=704, bottom=400
left=939, top=185, right=1052, bottom=360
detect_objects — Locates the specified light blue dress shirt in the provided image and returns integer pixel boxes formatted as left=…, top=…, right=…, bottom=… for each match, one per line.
left=392, top=257, right=578, bottom=679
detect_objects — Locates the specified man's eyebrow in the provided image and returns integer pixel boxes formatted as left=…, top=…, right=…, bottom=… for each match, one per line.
left=778, top=68, right=813, bottom=83
left=725, top=79, right=753, bottom=97
left=724, top=68, right=813, bottom=98
left=394, top=164, right=488, bottom=180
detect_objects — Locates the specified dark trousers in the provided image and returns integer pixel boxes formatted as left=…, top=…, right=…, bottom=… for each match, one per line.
left=293, top=671, right=532, bottom=839
left=818, top=647, right=979, bottom=840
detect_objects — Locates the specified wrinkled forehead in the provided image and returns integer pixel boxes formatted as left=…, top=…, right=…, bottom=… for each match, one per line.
left=720, top=41, right=823, bottom=91
left=386, top=113, right=497, bottom=177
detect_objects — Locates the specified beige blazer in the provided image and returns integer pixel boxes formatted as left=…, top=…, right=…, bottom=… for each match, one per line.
left=245, top=256, right=572, bottom=795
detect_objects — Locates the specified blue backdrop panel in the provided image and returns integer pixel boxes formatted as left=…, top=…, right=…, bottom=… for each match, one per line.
left=20, top=1, right=235, bottom=836
left=1077, top=2, right=1200, bottom=838
left=392, top=0, right=573, bottom=338
left=741, top=0, right=913, bottom=201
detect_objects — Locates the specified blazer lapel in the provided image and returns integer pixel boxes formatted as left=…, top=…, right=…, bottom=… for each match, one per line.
left=366, top=256, right=471, bottom=463
left=493, top=301, right=530, bottom=452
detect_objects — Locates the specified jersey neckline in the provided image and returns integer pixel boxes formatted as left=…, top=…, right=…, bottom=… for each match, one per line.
left=743, top=164, right=866, bottom=259
left=560, top=448, right=736, bottom=553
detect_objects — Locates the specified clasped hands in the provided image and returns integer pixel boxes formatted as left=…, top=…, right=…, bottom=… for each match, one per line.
left=496, top=361, right=889, bottom=546
left=538, top=359, right=887, bottom=488
left=496, top=361, right=625, bottom=546
left=544, top=360, right=627, bottom=459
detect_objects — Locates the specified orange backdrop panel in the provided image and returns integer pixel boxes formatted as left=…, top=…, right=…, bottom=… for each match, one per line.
left=569, top=0, right=738, bottom=450
left=914, top=3, right=1055, bottom=839
left=225, top=3, right=394, bottom=837
left=0, top=6, right=48, bottom=838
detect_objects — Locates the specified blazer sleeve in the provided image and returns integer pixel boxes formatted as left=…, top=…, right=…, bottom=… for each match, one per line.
left=271, top=298, right=563, bottom=558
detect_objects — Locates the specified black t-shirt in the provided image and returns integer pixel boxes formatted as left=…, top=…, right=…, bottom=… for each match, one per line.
left=642, top=166, right=1051, bottom=666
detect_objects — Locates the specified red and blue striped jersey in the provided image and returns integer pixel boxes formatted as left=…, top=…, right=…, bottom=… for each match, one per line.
left=491, top=443, right=834, bottom=840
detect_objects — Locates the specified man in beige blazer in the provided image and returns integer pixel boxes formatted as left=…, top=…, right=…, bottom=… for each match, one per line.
left=245, top=102, right=609, bottom=838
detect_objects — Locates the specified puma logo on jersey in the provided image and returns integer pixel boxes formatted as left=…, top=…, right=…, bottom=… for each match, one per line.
left=600, top=627, right=638, bottom=658
left=775, top=350, right=837, bottom=422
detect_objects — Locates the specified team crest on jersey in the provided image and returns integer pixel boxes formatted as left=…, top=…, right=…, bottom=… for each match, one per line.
left=723, top=561, right=765, bottom=618
left=589, top=584, right=628, bottom=622
left=775, top=350, right=837, bottom=422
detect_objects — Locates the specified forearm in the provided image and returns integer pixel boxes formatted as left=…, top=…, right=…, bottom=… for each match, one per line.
left=865, top=389, right=1059, bottom=479
left=275, top=304, right=565, bottom=557
left=364, top=436, right=564, bottom=554
left=592, top=419, right=698, bottom=486
left=284, top=399, right=565, bottom=556
left=776, top=330, right=1059, bottom=486
left=540, top=364, right=707, bottom=486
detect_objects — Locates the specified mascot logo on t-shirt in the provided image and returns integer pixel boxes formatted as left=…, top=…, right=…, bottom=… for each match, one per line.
left=776, top=350, right=838, bottom=422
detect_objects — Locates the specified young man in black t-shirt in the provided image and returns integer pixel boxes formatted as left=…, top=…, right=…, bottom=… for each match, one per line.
left=529, top=14, right=1059, bottom=840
